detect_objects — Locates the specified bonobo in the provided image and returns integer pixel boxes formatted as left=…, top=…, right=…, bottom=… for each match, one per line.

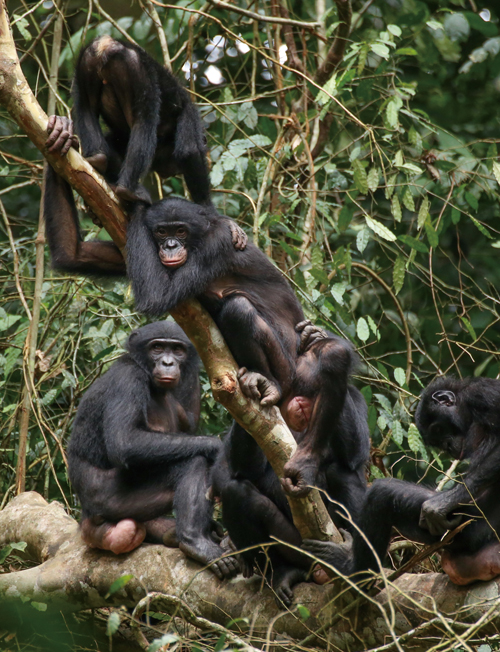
left=43, top=116, right=246, bottom=276
left=68, top=321, right=239, bottom=580
left=303, top=377, right=500, bottom=587
left=73, top=36, right=210, bottom=204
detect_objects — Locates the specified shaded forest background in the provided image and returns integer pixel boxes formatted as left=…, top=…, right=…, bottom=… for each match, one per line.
left=0, top=0, right=499, bottom=647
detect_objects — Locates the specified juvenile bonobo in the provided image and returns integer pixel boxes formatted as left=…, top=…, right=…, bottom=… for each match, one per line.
left=43, top=116, right=246, bottom=276
left=303, top=377, right=500, bottom=587
left=68, top=321, right=239, bottom=580
left=73, top=36, right=210, bottom=204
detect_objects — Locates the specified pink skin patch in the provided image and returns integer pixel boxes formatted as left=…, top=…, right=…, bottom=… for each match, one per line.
left=441, top=543, right=500, bottom=586
left=312, top=565, right=332, bottom=585
left=159, top=249, right=187, bottom=268
left=285, top=395, right=314, bottom=432
left=81, top=518, right=146, bottom=555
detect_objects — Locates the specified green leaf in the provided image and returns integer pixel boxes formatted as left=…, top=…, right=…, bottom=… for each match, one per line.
left=92, top=345, right=116, bottom=362
left=417, top=195, right=429, bottom=229
left=297, top=604, right=311, bottom=620
left=387, top=24, right=402, bottom=37
left=0, top=314, right=22, bottom=332
left=393, top=254, right=405, bottom=295
left=385, top=173, right=397, bottom=199
left=148, top=635, right=178, bottom=652
left=356, top=227, right=370, bottom=253
left=395, top=47, right=418, bottom=56
left=40, top=389, right=57, bottom=406
left=214, top=634, right=227, bottom=652
left=338, top=205, right=353, bottom=232
left=106, top=611, right=121, bottom=637
left=371, top=43, right=390, bottom=59
left=407, top=423, right=422, bottom=454
left=493, top=161, right=500, bottom=187
left=392, top=420, right=404, bottom=446
left=367, top=315, right=379, bottom=338
left=106, top=573, right=133, bottom=598
left=370, top=465, right=385, bottom=480
left=375, top=393, right=392, bottom=412
left=367, top=167, right=379, bottom=192
left=402, top=187, right=415, bottom=212
left=377, top=414, right=387, bottom=431
left=316, top=73, right=337, bottom=105
left=356, top=317, right=370, bottom=342
left=352, top=159, right=368, bottom=194
left=31, top=602, right=47, bottom=612
left=424, top=218, right=439, bottom=248
left=398, top=234, right=429, bottom=253
left=451, top=207, right=461, bottom=224
left=331, top=281, right=348, bottom=305
left=365, top=215, right=397, bottom=241
left=460, top=316, right=477, bottom=341
left=391, top=195, right=402, bottom=222
left=470, top=216, right=493, bottom=239
left=464, top=191, right=478, bottom=212
left=394, top=367, right=406, bottom=387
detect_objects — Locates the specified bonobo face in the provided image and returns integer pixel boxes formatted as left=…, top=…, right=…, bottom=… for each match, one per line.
left=148, top=338, right=188, bottom=389
left=416, top=385, right=465, bottom=458
left=152, top=222, right=189, bottom=269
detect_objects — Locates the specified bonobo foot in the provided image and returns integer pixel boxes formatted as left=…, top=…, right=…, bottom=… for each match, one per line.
left=302, top=529, right=354, bottom=581
left=86, top=152, right=108, bottom=175
left=273, top=566, right=308, bottom=608
left=81, top=517, right=146, bottom=555
left=178, top=538, right=240, bottom=580
left=441, top=543, right=500, bottom=586
left=237, top=367, right=281, bottom=406
left=281, top=450, right=320, bottom=497
left=144, top=517, right=178, bottom=547
left=228, top=221, right=248, bottom=250
left=296, top=320, right=328, bottom=355
left=115, top=183, right=152, bottom=205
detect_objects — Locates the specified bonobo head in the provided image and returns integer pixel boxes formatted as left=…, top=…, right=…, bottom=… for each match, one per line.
left=415, top=377, right=470, bottom=458
left=144, top=198, right=213, bottom=270
left=126, top=321, right=198, bottom=390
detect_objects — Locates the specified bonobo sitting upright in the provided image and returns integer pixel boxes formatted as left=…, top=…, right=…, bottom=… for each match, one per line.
left=68, top=321, right=239, bottom=580
left=303, top=377, right=500, bottom=587
left=73, top=36, right=211, bottom=204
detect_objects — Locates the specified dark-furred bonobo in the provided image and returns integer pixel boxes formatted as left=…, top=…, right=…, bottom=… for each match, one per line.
left=73, top=36, right=210, bottom=204
left=68, top=320, right=239, bottom=579
left=303, top=377, right=500, bottom=587
left=43, top=116, right=246, bottom=276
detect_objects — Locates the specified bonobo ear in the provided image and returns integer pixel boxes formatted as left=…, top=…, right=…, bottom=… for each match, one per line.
left=432, top=390, right=456, bottom=407
left=126, top=214, right=172, bottom=316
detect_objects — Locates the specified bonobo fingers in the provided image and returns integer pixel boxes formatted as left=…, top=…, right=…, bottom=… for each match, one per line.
left=212, top=554, right=240, bottom=580
left=209, top=519, right=225, bottom=543
left=419, top=499, right=462, bottom=537
left=228, top=221, right=248, bottom=251
left=275, top=584, right=294, bottom=609
left=296, top=320, right=328, bottom=355
left=46, top=115, right=78, bottom=155
left=115, top=184, right=152, bottom=205
left=237, top=368, right=281, bottom=406
left=281, top=456, right=318, bottom=496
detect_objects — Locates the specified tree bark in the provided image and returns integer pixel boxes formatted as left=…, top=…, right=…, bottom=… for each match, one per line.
left=2, top=493, right=500, bottom=651
left=0, top=0, right=338, bottom=542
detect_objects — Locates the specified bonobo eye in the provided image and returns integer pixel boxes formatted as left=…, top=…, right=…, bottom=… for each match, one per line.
left=432, top=390, right=456, bottom=407
left=173, top=344, right=186, bottom=354
left=155, top=226, right=168, bottom=237
left=176, top=227, right=187, bottom=238
left=151, top=343, right=165, bottom=353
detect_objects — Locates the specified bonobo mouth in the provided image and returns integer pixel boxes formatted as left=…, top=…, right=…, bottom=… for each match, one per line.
left=159, top=249, right=188, bottom=268
left=154, top=375, right=178, bottom=387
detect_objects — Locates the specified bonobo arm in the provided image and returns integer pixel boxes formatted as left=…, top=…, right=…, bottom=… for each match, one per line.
left=420, top=437, right=500, bottom=536
left=44, top=116, right=126, bottom=275
left=103, top=367, right=220, bottom=469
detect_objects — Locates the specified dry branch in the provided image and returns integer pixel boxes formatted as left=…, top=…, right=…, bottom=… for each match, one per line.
left=0, top=0, right=338, bottom=541
left=2, top=493, right=500, bottom=650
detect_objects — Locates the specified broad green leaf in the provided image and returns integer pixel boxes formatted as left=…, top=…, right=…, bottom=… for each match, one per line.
left=398, top=234, right=429, bottom=253
left=470, top=216, right=493, bottom=239
left=338, top=205, right=353, bottom=231
left=331, top=282, right=348, bottom=305
left=214, top=634, right=227, bottom=652
left=352, top=159, right=368, bottom=194
left=386, top=100, right=399, bottom=128
left=391, top=195, right=402, bottom=222
left=394, top=367, right=406, bottom=387
left=210, top=162, right=224, bottom=186
left=392, top=420, right=404, bottom=445
left=316, top=73, right=337, bottom=105
left=493, top=161, right=500, bottom=187
left=387, top=24, right=402, bottom=37
left=367, top=167, right=379, bottom=192
left=375, top=393, right=392, bottom=412
left=356, top=227, right=370, bottom=253
left=40, top=389, right=57, bottom=406
left=451, top=207, right=461, bottom=224
left=395, top=47, right=418, bottom=56
left=356, top=317, right=370, bottom=342
left=365, top=215, right=397, bottom=241
left=148, top=635, right=178, bottom=652
left=394, top=150, right=404, bottom=167
left=393, top=254, right=405, bottom=295
left=31, top=602, right=47, bottom=612
left=0, top=314, right=22, bottom=332
left=370, top=465, right=385, bottom=480
left=367, top=315, right=379, bottom=338
left=460, top=316, right=477, bottom=341
left=371, top=43, right=390, bottom=59
left=106, top=573, right=133, bottom=598
left=402, top=187, right=415, bottom=212
left=377, top=415, right=387, bottom=431
left=417, top=195, right=429, bottom=229
left=385, top=173, right=397, bottom=199
left=465, top=191, right=478, bottom=212
left=297, top=604, right=311, bottom=620
left=407, top=423, right=422, bottom=454
left=106, top=611, right=121, bottom=637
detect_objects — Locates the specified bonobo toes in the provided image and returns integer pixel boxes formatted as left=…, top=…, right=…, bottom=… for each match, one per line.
left=237, top=367, right=281, bottom=406
left=228, top=221, right=248, bottom=250
left=273, top=567, right=307, bottom=608
left=86, top=152, right=108, bottom=175
left=115, top=183, right=152, bottom=205
left=295, top=320, right=328, bottom=355
left=178, top=539, right=240, bottom=580
left=281, top=455, right=319, bottom=497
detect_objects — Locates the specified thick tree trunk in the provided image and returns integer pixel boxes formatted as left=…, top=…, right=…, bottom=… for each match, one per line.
left=1, top=493, right=499, bottom=651
left=0, top=0, right=338, bottom=542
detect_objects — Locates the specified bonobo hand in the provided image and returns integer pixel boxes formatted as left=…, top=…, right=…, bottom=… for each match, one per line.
left=237, top=367, right=281, bottom=406
left=296, top=320, right=328, bottom=355
left=281, top=452, right=319, bottom=497
left=46, top=115, right=79, bottom=155
left=229, top=221, right=248, bottom=251
left=419, top=498, right=462, bottom=537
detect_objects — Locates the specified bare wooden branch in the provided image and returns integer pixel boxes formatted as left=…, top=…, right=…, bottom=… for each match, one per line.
left=315, top=0, right=352, bottom=86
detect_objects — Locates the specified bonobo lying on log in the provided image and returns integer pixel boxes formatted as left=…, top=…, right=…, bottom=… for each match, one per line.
left=73, top=36, right=211, bottom=204
left=303, top=377, right=500, bottom=587
left=68, top=321, right=239, bottom=580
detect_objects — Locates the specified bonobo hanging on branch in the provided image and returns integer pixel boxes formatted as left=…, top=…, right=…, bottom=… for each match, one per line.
left=43, top=116, right=246, bottom=276
left=73, top=36, right=211, bottom=204
left=68, top=320, right=239, bottom=580
left=303, top=377, right=500, bottom=587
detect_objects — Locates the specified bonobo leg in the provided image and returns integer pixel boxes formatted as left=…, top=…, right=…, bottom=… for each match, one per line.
left=220, top=477, right=309, bottom=606
left=303, top=479, right=437, bottom=580
left=174, top=456, right=240, bottom=580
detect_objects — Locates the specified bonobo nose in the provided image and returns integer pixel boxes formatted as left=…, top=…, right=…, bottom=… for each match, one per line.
left=166, top=238, right=178, bottom=248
